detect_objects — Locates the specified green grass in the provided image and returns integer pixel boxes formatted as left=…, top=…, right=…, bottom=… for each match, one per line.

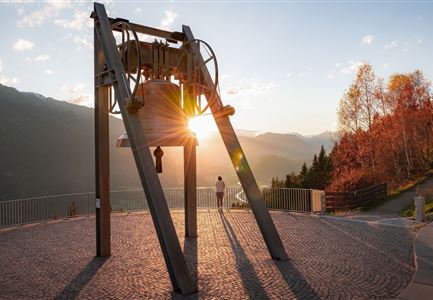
left=401, top=198, right=433, bottom=217
left=361, top=169, right=433, bottom=212
left=391, top=169, right=433, bottom=197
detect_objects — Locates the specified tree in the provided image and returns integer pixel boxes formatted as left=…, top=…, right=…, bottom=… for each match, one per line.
left=284, top=172, right=302, bottom=188
left=306, top=146, right=332, bottom=189
left=299, top=162, right=308, bottom=182
left=271, top=177, right=285, bottom=188
left=271, top=146, right=333, bottom=190
left=331, top=65, right=433, bottom=192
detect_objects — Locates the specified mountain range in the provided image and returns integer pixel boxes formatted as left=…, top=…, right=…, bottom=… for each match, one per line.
left=0, top=84, right=337, bottom=200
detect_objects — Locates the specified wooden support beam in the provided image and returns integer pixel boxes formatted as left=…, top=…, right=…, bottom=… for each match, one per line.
left=183, top=85, right=197, bottom=238
left=94, top=27, right=111, bottom=257
left=184, top=138, right=197, bottom=238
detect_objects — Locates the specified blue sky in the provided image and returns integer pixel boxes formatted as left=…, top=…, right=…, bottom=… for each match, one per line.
left=0, top=1, right=432, bottom=135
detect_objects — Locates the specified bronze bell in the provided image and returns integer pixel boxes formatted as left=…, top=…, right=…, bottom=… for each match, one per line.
left=116, top=80, right=197, bottom=147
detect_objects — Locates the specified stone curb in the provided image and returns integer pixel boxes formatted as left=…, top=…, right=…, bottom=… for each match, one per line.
left=396, top=223, right=433, bottom=300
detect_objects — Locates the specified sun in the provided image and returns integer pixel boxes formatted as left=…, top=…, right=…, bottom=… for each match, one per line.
left=188, top=114, right=217, bottom=140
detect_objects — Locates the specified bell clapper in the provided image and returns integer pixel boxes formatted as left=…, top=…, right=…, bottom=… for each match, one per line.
left=154, top=146, right=164, bottom=173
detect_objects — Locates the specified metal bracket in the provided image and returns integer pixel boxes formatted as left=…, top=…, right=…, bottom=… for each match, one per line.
left=95, top=68, right=117, bottom=87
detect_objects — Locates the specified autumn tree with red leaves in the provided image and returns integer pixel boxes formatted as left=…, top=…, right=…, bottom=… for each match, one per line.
left=328, top=63, right=433, bottom=191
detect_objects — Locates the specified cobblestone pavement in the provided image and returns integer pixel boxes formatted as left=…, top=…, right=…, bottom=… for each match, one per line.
left=0, top=211, right=415, bottom=299
left=321, top=214, right=417, bottom=228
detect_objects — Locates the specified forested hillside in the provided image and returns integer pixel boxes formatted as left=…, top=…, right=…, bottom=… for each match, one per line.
left=329, top=63, right=433, bottom=191
left=0, top=84, right=334, bottom=200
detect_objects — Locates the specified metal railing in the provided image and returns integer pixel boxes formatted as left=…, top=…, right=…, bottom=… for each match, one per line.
left=0, top=187, right=312, bottom=228
left=262, top=188, right=312, bottom=212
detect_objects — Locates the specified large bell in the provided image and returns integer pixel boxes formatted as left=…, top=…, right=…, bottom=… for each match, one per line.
left=116, top=80, right=196, bottom=147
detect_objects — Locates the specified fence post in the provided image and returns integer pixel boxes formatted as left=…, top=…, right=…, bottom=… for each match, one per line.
left=19, top=200, right=23, bottom=226
left=332, top=196, right=335, bottom=214
left=311, top=190, right=325, bottom=213
left=415, top=197, right=426, bottom=223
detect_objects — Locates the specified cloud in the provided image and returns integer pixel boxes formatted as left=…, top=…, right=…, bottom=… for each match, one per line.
left=61, top=83, right=85, bottom=95
left=61, top=83, right=93, bottom=107
left=328, top=61, right=362, bottom=78
left=220, top=73, right=232, bottom=81
left=340, top=60, right=362, bottom=75
left=0, top=60, right=19, bottom=86
left=134, top=8, right=142, bottom=13
left=73, top=35, right=93, bottom=50
left=327, top=62, right=341, bottom=79
left=3, top=0, right=35, bottom=3
left=160, top=10, right=177, bottom=31
left=403, top=41, right=410, bottom=52
left=24, top=54, right=50, bottom=63
left=362, top=35, right=375, bottom=46
left=383, top=38, right=423, bottom=52
left=384, top=40, right=399, bottom=50
left=44, top=69, right=54, bottom=75
left=35, top=54, right=50, bottom=61
left=17, top=1, right=71, bottom=28
left=17, top=7, right=25, bottom=15
left=286, top=68, right=311, bottom=79
left=220, top=77, right=278, bottom=109
left=68, top=95, right=89, bottom=105
left=13, top=39, right=34, bottom=51
left=381, top=63, right=390, bottom=70
left=133, top=9, right=178, bottom=42
left=54, top=10, right=92, bottom=31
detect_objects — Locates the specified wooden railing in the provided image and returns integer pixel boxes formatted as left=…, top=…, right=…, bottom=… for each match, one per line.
left=325, top=183, right=387, bottom=213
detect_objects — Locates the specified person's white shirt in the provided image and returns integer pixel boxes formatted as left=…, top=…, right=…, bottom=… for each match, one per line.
left=216, top=180, right=225, bottom=193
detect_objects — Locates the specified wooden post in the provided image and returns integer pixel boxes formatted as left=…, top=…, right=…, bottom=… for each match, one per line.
left=94, top=28, right=111, bottom=257
left=183, top=85, right=197, bottom=238
left=184, top=139, right=197, bottom=238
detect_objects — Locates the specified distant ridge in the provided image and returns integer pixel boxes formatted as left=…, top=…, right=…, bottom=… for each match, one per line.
left=0, top=84, right=336, bottom=200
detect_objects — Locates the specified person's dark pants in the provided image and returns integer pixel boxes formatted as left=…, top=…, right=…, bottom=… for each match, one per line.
left=216, top=192, right=224, bottom=209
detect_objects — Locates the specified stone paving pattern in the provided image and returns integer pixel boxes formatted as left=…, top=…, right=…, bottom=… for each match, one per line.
left=0, top=211, right=416, bottom=299
left=397, top=223, right=433, bottom=299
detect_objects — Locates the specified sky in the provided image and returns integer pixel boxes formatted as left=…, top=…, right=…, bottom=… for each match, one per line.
left=0, top=1, right=433, bottom=135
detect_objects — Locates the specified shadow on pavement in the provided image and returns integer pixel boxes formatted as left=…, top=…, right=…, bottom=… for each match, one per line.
left=274, top=260, right=320, bottom=300
left=219, top=212, right=269, bottom=299
left=170, top=235, right=199, bottom=299
left=54, top=256, right=107, bottom=300
left=183, top=237, right=199, bottom=293
left=224, top=211, right=320, bottom=300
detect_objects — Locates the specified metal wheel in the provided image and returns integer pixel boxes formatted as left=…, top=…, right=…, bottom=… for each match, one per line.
left=111, top=21, right=142, bottom=112
left=181, top=39, right=219, bottom=115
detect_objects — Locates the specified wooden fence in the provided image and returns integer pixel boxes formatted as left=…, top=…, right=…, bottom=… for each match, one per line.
left=325, top=183, right=387, bottom=213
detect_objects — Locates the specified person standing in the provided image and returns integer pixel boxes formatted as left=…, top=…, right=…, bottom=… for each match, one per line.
left=215, top=176, right=225, bottom=212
